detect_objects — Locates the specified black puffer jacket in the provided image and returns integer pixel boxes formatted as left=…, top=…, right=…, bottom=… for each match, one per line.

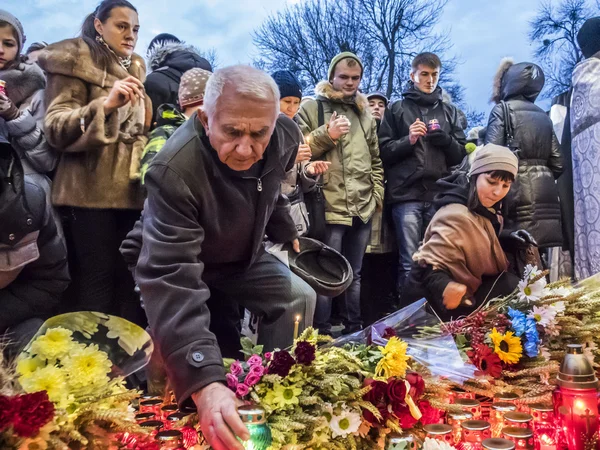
left=379, top=85, right=466, bottom=204
left=485, top=60, right=564, bottom=248
left=145, top=43, right=212, bottom=127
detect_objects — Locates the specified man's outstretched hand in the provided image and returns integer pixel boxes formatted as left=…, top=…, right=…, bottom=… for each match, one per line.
left=192, top=382, right=249, bottom=450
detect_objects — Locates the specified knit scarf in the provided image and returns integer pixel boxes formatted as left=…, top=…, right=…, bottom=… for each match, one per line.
left=96, top=35, right=132, bottom=70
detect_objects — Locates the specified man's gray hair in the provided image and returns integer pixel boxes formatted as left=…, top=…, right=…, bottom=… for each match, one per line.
left=203, top=65, right=280, bottom=117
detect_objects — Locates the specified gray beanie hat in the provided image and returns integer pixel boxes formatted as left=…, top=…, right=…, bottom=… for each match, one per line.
left=468, top=143, right=518, bottom=177
left=0, top=10, right=25, bottom=54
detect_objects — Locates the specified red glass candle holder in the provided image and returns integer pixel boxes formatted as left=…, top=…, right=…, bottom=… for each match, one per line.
left=503, top=412, right=533, bottom=430
left=502, top=427, right=534, bottom=449
left=161, top=404, right=179, bottom=421
left=165, top=412, right=191, bottom=430
left=456, top=399, right=482, bottom=419
left=455, top=388, right=477, bottom=401
left=491, top=403, right=518, bottom=437
left=155, top=430, right=185, bottom=449
left=494, top=393, right=519, bottom=406
left=140, top=399, right=163, bottom=416
left=448, top=411, right=474, bottom=444
left=461, top=420, right=492, bottom=449
left=135, top=412, right=156, bottom=423
left=482, top=438, right=515, bottom=450
left=424, top=424, right=453, bottom=444
left=139, top=420, right=165, bottom=439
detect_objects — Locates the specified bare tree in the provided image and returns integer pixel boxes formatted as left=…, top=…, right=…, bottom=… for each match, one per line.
left=198, top=48, right=219, bottom=69
left=529, top=0, right=597, bottom=97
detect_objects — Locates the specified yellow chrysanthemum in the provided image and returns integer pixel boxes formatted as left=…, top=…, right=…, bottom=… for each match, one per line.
left=62, top=344, right=112, bottom=390
left=375, top=336, right=409, bottom=378
left=490, top=328, right=523, bottom=365
left=105, top=315, right=149, bottom=356
left=30, top=327, right=74, bottom=362
left=15, top=357, right=45, bottom=377
left=264, top=383, right=302, bottom=409
left=19, top=365, right=69, bottom=406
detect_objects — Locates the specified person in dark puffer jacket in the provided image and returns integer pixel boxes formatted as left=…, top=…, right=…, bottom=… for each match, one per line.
left=485, top=58, right=564, bottom=249
left=145, top=34, right=212, bottom=128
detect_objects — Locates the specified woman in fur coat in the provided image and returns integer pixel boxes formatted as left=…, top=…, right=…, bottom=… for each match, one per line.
left=37, top=0, right=150, bottom=326
left=485, top=58, right=563, bottom=250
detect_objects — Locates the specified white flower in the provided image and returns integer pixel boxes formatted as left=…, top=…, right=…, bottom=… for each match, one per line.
left=551, top=287, right=571, bottom=298
left=422, top=437, right=458, bottom=450
left=539, top=345, right=551, bottom=361
left=550, top=301, right=566, bottom=314
left=528, top=305, right=557, bottom=327
left=518, top=278, right=546, bottom=302
left=523, top=264, right=542, bottom=280
left=329, top=408, right=361, bottom=438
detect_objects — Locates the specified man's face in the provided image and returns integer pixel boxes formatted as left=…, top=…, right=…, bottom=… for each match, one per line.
left=331, top=60, right=362, bottom=97
left=199, top=90, right=278, bottom=171
left=410, top=64, right=440, bottom=94
left=368, top=98, right=386, bottom=120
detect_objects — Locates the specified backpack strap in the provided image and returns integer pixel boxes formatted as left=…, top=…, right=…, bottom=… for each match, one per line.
left=317, top=99, right=325, bottom=128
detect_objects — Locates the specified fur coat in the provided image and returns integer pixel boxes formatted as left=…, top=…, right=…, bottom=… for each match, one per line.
left=37, top=38, right=150, bottom=210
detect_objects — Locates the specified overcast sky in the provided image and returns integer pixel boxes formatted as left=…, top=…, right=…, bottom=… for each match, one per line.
left=6, top=0, right=549, bottom=119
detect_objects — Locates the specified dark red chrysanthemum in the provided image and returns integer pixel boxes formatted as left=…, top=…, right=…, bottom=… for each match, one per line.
left=12, top=391, right=55, bottom=437
left=467, top=344, right=503, bottom=379
left=267, top=350, right=296, bottom=377
left=294, top=341, right=316, bottom=366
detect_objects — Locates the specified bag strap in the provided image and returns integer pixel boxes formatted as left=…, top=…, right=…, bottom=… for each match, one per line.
left=317, top=99, right=325, bottom=128
left=500, top=101, right=515, bottom=144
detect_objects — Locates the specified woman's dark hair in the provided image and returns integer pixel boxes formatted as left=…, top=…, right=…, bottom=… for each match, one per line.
left=467, top=170, right=515, bottom=212
left=80, top=0, right=137, bottom=68
left=0, top=20, right=23, bottom=69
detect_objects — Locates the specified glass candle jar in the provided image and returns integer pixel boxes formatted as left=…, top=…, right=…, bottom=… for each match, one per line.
left=161, top=404, right=178, bottom=421
left=454, top=388, right=477, bottom=401
left=386, top=432, right=421, bottom=449
left=135, top=412, right=156, bottom=423
left=424, top=424, right=453, bottom=444
left=490, top=403, right=518, bottom=437
left=494, top=393, right=519, bottom=406
left=448, top=411, right=474, bottom=444
left=503, top=412, right=533, bottom=430
left=238, top=405, right=272, bottom=450
left=502, top=427, right=534, bottom=450
left=482, top=438, right=516, bottom=450
left=155, top=430, right=185, bottom=449
left=461, top=420, right=492, bottom=449
left=165, top=412, right=190, bottom=429
left=139, top=420, right=164, bottom=439
left=140, top=399, right=163, bottom=416
left=456, top=399, right=482, bottom=419
left=528, top=403, right=557, bottom=450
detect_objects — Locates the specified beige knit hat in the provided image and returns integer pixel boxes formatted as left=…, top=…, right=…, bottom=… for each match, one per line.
left=468, top=143, right=518, bottom=177
left=178, top=68, right=212, bottom=108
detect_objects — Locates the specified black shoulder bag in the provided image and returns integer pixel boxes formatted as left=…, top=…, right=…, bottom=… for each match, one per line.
left=303, top=100, right=327, bottom=241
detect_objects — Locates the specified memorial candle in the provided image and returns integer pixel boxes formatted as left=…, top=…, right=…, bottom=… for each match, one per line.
left=293, top=315, right=300, bottom=341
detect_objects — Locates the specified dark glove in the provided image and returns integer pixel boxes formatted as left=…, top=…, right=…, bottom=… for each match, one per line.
left=0, top=94, right=20, bottom=121
left=509, top=229, right=538, bottom=247
left=425, top=129, right=453, bottom=147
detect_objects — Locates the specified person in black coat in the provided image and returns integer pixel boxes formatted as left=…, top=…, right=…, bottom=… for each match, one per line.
left=485, top=59, right=564, bottom=249
left=0, top=136, right=69, bottom=358
left=378, top=52, right=466, bottom=304
left=145, top=35, right=212, bottom=128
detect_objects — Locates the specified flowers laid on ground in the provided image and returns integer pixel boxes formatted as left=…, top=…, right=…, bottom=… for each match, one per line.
left=0, top=313, right=153, bottom=449
left=225, top=329, right=446, bottom=449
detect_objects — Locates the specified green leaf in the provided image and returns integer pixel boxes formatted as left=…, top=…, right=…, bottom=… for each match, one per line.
left=455, top=334, right=469, bottom=349
left=241, top=337, right=254, bottom=352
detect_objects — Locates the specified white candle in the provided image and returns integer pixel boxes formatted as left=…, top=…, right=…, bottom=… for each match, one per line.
left=293, top=315, right=301, bottom=341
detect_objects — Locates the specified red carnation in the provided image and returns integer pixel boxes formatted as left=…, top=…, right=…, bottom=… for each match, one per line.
left=386, top=378, right=407, bottom=405
left=0, top=395, right=16, bottom=431
left=363, top=378, right=388, bottom=404
left=12, top=391, right=55, bottom=437
left=393, top=404, right=418, bottom=429
left=467, top=344, right=503, bottom=379
left=406, top=372, right=425, bottom=400
left=418, top=400, right=443, bottom=425
left=294, top=341, right=316, bottom=366
left=267, top=350, right=295, bottom=377
left=382, top=327, right=397, bottom=339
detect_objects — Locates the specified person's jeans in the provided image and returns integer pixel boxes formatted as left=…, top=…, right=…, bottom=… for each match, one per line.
left=391, top=201, right=436, bottom=303
left=314, top=217, right=372, bottom=333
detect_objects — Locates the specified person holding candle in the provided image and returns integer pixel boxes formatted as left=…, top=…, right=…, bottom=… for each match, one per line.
left=135, top=65, right=317, bottom=450
left=404, top=144, right=523, bottom=321
left=37, top=0, right=150, bottom=326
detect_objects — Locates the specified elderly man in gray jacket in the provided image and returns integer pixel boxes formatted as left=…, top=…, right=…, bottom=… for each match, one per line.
left=135, top=65, right=316, bottom=450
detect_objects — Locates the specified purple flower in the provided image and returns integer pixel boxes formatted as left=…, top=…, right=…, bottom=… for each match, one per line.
left=267, top=350, right=296, bottom=377
left=236, top=383, right=250, bottom=398
left=245, top=373, right=262, bottom=387
left=226, top=373, right=239, bottom=390
left=294, top=341, right=316, bottom=366
left=247, top=355, right=263, bottom=367
left=230, top=361, right=243, bottom=377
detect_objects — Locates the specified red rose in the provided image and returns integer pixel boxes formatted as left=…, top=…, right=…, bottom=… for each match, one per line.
left=405, top=372, right=425, bottom=400
left=363, top=404, right=390, bottom=425
left=386, top=378, right=407, bottom=405
left=363, top=378, right=388, bottom=404
left=393, top=404, right=418, bottom=429
left=12, top=392, right=55, bottom=437
left=418, top=400, right=443, bottom=425
left=0, top=395, right=16, bottom=431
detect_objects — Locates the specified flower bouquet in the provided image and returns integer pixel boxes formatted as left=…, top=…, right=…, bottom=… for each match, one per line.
left=225, top=328, right=452, bottom=450
left=1, top=312, right=154, bottom=449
